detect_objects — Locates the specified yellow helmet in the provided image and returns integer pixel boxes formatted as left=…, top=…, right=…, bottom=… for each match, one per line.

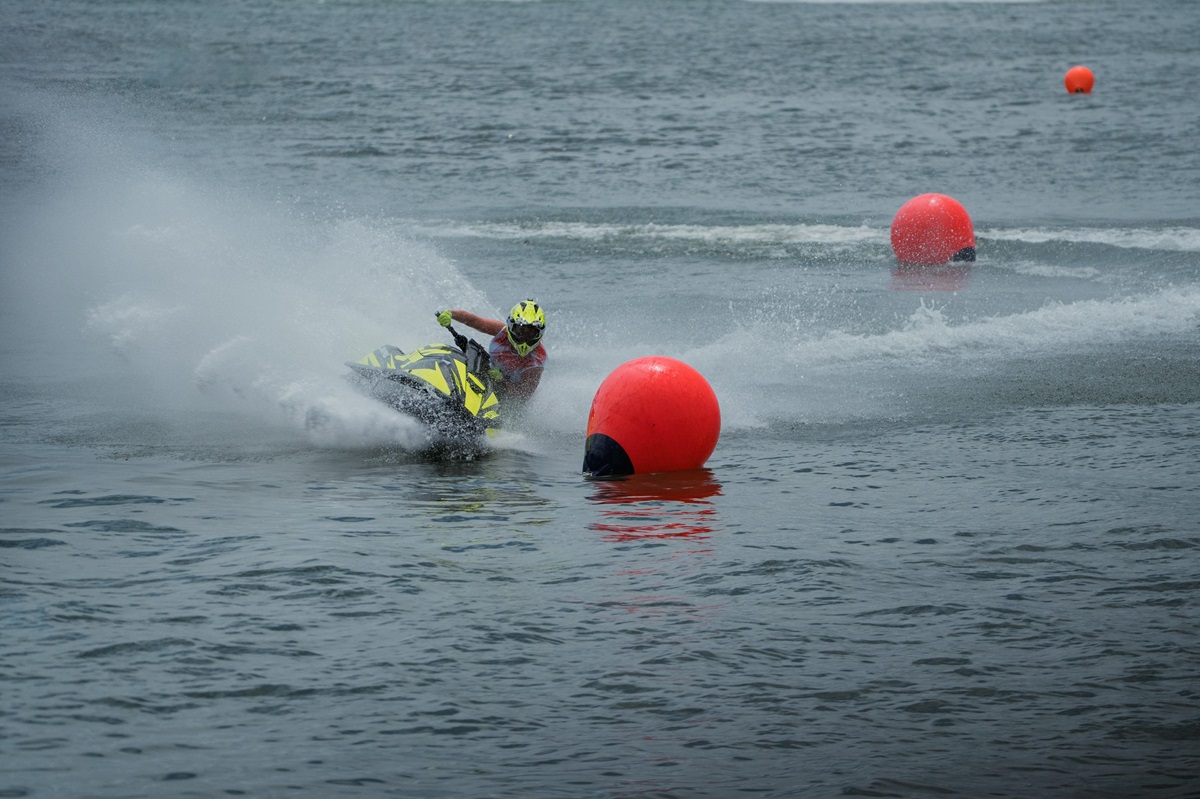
left=506, top=300, right=545, bottom=357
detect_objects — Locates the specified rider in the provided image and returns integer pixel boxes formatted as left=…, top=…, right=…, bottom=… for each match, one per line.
left=437, top=300, right=547, bottom=402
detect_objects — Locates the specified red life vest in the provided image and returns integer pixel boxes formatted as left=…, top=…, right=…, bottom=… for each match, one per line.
left=488, top=330, right=547, bottom=401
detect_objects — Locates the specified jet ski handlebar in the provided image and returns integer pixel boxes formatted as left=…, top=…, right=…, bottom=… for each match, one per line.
left=443, top=322, right=493, bottom=382
left=444, top=322, right=470, bottom=353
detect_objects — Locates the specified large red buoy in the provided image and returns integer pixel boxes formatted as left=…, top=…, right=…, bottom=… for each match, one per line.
left=890, top=193, right=976, bottom=265
left=1064, top=65, right=1094, bottom=94
left=583, top=356, right=720, bottom=477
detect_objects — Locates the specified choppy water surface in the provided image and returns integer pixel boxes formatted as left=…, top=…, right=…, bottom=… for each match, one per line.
left=3, top=1, right=1199, bottom=797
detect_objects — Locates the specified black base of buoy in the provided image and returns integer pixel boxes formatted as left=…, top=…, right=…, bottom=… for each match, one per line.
left=583, top=433, right=634, bottom=477
left=951, top=246, right=976, bottom=262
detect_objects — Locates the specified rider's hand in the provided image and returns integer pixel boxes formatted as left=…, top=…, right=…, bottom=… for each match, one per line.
left=487, top=367, right=503, bottom=383
left=436, top=310, right=452, bottom=327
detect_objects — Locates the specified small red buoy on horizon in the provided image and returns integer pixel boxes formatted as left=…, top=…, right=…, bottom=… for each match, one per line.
left=1065, top=65, right=1094, bottom=94
left=583, top=356, right=720, bottom=478
left=890, top=193, right=976, bottom=265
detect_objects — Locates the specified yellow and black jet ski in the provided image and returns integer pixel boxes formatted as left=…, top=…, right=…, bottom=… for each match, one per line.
left=346, top=325, right=501, bottom=441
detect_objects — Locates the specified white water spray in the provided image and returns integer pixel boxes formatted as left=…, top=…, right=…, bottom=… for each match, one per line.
left=1, top=97, right=493, bottom=452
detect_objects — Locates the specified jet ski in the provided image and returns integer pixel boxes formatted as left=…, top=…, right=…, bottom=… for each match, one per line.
left=345, top=324, right=501, bottom=442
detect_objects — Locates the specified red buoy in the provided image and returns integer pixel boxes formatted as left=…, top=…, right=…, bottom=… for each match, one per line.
left=583, top=357, right=720, bottom=477
left=890, top=193, right=976, bottom=265
left=1064, top=65, right=1094, bottom=94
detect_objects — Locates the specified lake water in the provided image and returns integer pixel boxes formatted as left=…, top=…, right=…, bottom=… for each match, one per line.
left=2, top=1, right=1199, bottom=797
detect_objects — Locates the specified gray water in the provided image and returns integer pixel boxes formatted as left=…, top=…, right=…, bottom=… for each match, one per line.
left=3, top=1, right=1199, bottom=797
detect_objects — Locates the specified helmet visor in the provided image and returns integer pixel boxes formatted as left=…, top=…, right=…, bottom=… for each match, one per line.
left=508, top=323, right=543, bottom=346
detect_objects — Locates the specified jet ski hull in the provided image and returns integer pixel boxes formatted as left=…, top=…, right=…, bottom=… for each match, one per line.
left=347, top=343, right=501, bottom=441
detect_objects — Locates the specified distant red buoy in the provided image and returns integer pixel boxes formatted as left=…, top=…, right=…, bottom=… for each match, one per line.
left=583, top=357, right=720, bottom=477
left=1065, top=65, right=1094, bottom=94
left=890, top=193, right=976, bottom=265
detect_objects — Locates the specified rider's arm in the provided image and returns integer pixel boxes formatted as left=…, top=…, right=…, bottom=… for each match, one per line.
left=445, top=310, right=504, bottom=337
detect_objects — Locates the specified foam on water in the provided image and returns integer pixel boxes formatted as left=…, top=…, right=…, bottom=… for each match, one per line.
left=412, top=218, right=1200, bottom=255
left=684, top=286, right=1200, bottom=428
left=983, top=225, right=1200, bottom=252
left=803, top=288, right=1200, bottom=364
left=404, top=218, right=885, bottom=248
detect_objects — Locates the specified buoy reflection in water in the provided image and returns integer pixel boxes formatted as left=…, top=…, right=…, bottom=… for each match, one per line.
left=586, top=469, right=722, bottom=544
left=891, top=262, right=971, bottom=292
